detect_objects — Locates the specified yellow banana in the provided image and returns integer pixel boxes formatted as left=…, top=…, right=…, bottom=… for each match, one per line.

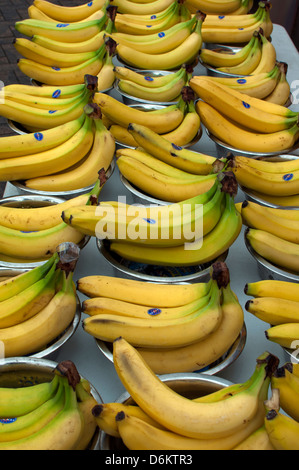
left=138, top=273, right=245, bottom=374
left=0, top=264, right=78, bottom=357
left=228, top=0, right=253, bottom=14
left=233, top=425, right=275, bottom=450
left=251, top=29, right=276, bottom=75
left=242, top=191, right=299, bottom=207
left=93, top=93, right=185, bottom=133
left=83, top=279, right=223, bottom=348
left=190, top=76, right=298, bottom=134
left=28, top=4, right=105, bottom=24
left=161, top=98, right=201, bottom=146
left=0, top=374, right=60, bottom=418
left=73, top=381, right=99, bottom=451
left=202, top=3, right=265, bottom=30
left=185, top=0, right=243, bottom=14
left=265, top=61, right=291, bottom=106
left=246, top=295, right=299, bottom=325
left=24, top=105, right=115, bottom=192
left=97, top=37, right=116, bottom=91
left=116, top=12, right=205, bottom=70
left=0, top=89, right=91, bottom=130
left=246, top=227, right=299, bottom=273
left=0, top=260, right=59, bottom=329
left=2, top=89, right=87, bottom=111
left=33, top=0, right=106, bottom=22
left=0, top=114, right=94, bottom=181
left=264, top=409, right=299, bottom=450
left=0, top=178, right=103, bottom=232
left=110, top=0, right=175, bottom=15
left=271, top=366, right=299, bottom=422
left=32, top=31, right=106, bottom=53
left=265, top=322, right=299, bottom=349
left=127, top=121, right=216, bottom=175
left=215, top=33, right=262, bottom=76
left=197, top=100, right=299, bottom=154
left=245, top=279, right=299, bottom=302
left=14, top=17, right=107, bottom=43
left=113, top=338, right=274, bottom=440
left=109, top=189, right=242, bottom=267
left=2, top=82, right=86, bottom=99
left=113, top=65, right=185, bottom=88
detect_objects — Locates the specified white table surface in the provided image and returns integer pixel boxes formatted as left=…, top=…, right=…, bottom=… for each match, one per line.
left=3, top=24, right=299, bottom=404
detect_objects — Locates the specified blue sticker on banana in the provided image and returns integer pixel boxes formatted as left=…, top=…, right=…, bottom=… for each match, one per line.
left=147, top=308, right=162, bottom=316
left=283, top=173, right=294, bottom=181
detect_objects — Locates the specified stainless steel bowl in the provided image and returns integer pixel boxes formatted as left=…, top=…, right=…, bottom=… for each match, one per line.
left=244, top=230, right=299, bottom=282
left=97, top=238, right=229, bottom=283
left=0, top=194, right=90, bottom=269
left=100, top=372, right=233, bottom=450
left=206, top=128, right=299, bottom=158
left=11, top=158, right=115, bottom=200
left=95, top=322, right=246, bottom=374
left=0, top=356, right=102, bottom=450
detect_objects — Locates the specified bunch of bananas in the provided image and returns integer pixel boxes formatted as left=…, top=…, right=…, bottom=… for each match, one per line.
left=237, top=199, right=299, bottom=273
left=201, top=0, right=273, bottom=44
left=0, top=176, right=105, bottom=264
left=0, top=102, right=114, bottom=192
left=232, top=154, right=299, bottom=207
left=185, top=0, right=253, bottom=15
left=263, top=363, right=299, bottom=450
left=14, top=3, right=117, bottom=89
left=0, top=243, right=79, bottom=357
left=114, top=64, right=190, bottom=103
left=62, top=170, right=242, bottom=267
left=244, top=278, right=299, bottom=351
left=78, top=262, right=245, bottom=374
left=93, top=338, right=279, bottom=450
left=0, top=360, right=99, bottom=450
left=191, top=76, right=299, bottom=153
left=114, top=10, right=205, bottom=70
left=114, top=121, right=219, bottom=201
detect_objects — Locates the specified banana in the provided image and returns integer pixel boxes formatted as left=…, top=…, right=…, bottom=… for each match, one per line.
left=0, top=267, right=78, bottom=357
left=109, top=0, right=175, bottom=15
left=243, top=191, right=299, bottom=207
left=201, top=5, right=273, bottom=44
left=265, top=322, right=299, bottom=349
left=110, top=15, right=197, bottom=55
left=0, top=114, right=94, bottom=181
left=109, top=188, right=242, bottom=266
left=0, top=374, right=60, bottom=419
left=0, top=88, right=91, bottom=130
left=200, top=32, right=257, bottom=68
left=244, top=279, right=299, bottom=302
left=232, top=159, right=299, bottom=196
left=24, top=105, right=115, bottom=192
left=127, top=122, right=216, bottom=175
left=97, top=38, right=116, bottom=91
left=28, top=4, right=106, bottom=24
left=93, top=93, right=185, bottom=133
left=117, top=68, right=186, bottom=103
left=271, top=367, right=299, bottom=422
left=202, top=3, right=265, bottom=29
left=0, top=254, right=57, bottom=302
left=264, top=409, right=299, bottom=450
left=233, top=425, right=275, bottom=450
left=190, top=77, right=298, bottom=134
left=116, top=155, right=217, bottom=201
left=0, top=260, right=59, bottom=329
left=215, top=32, right=262, bottom=76
left=0, top=114, right=85, bottom=160
left=32, top=31, right=105, bottom=53
left=113, top=338, right=275, bottom=439
left=33, top=0, right=106, bottom=22
left=228, top=0, right=253, bottom=14
left=285, top=362, right=299, bottom=379
left=2, top=89, right=88, bottom=111
left=184, top=0, right=243, bottom=14
left=115, top=1, right=177, bottom=23
left=204, top=66, right=281, bottom=100
left=14, top=37, right=101, bottom=68
left=73, top=381, right=99, bottom=450
left=2, top=82, right=86, bottom=99
left=113, top=65, right=185, bottom=88
left=83, top=279, right=223, bottom=348
left=245, top=227, right=299, bottom=273
left=115, top=12, right=205, bottom=70
left=138, top=266, right=245, bottom=374
left=14, top=17, right=107, bottom=43
left=0, top=377, right=83, bottom=450
left=0, top=377, right=65, bottom=442
left=265, top=61, right=291, bottom=106
left=251, top=28, right=276, bottom=75
left=245, top=295, right=299, bottom=325
left=196, top=100, right=299, bottom=153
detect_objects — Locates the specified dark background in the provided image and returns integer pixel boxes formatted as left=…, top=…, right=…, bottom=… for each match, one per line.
left=0, top=0, right=298, bottom=196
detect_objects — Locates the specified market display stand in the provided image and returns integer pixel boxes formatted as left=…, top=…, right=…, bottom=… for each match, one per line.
left=3, top=24, right=299, bottom=404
